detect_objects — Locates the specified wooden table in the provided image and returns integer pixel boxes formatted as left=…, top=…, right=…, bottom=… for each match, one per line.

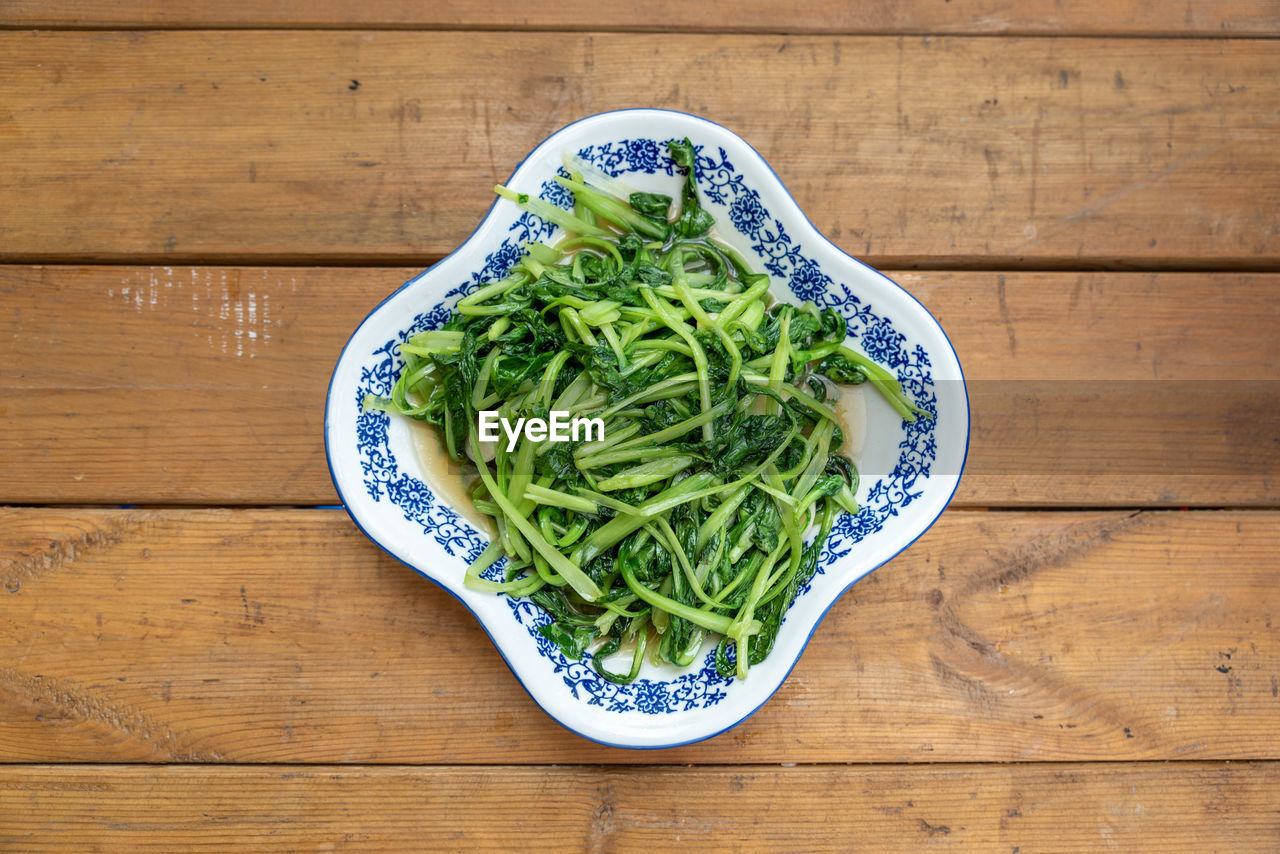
left=2, top=4, right=1279, bottom=850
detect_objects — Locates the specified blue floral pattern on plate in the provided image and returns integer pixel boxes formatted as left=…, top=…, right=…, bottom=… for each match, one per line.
left=352, top=138, right=937, bottom=714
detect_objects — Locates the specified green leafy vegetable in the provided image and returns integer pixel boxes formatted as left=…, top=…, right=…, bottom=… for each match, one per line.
left=366, top=140, right=931, bottom=683
left=668, top=138, right=716, bottom=238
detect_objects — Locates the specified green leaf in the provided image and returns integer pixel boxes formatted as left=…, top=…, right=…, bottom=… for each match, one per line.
left=667, top=138, right=715, bottom=238
left=628, top=192, right=673, bottom=218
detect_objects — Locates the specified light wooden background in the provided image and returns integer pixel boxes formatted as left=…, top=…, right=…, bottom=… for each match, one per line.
left=2, top=3, right=1279, bottom=850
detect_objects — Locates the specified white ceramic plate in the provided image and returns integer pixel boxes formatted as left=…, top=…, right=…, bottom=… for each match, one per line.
left=325, top=109, right=969, bottom=748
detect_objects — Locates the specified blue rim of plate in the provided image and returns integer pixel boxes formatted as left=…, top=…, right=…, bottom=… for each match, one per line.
left=324, top=107, right=970, bottom=749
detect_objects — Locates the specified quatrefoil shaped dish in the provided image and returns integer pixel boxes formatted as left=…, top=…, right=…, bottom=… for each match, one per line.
left=325, top=109, right=968, bottom=748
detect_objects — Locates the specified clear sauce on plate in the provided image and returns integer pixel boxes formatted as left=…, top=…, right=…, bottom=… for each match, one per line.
left=409, top=421, right=494, bottom=535
left=832, top=383, right=868, bottom=463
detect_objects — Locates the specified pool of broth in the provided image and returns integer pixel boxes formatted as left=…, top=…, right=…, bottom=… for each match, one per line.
left=409, top=421, right=494, bottom=535
left=831, top=382, right=867, bottom=464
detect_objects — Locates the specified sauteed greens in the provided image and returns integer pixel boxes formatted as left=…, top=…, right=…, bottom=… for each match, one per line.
left=366, top=139, right=927, bottom=681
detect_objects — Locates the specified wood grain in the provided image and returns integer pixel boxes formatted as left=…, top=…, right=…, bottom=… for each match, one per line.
left=1, top=32, right=1277, bottom=266
left=2, top=507, right=1277, bottom=764
left=3, top=266, right=1276, bottom=507
left=3, top=0, right=1278, bottom=36
left=2, top=11, right=1275, bottom=850
left=3, top=763, right=1279, bottom=851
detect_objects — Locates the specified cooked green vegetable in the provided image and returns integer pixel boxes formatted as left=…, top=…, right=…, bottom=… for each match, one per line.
left=366, top=138, right=929, bottom=681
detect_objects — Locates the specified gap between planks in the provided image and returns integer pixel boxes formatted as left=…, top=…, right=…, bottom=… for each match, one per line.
left=5, top=255, right=1280, bottom=273
left=1, top=756, right=1274, bottom=777
left=2, top=26, right=1280, bottom=39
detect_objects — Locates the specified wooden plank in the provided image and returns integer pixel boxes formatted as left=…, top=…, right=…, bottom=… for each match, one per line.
left=0, top=265, right=344, bottom=505
left=2, top=508, right=1277, bottom=764
left=2, top=763, right=1278, bottom=851
left=3, top=266, right=1276, bottom=507
left=1, top=32, right=1276, bottom=266
left=2, top=0, right=1278, bottom=37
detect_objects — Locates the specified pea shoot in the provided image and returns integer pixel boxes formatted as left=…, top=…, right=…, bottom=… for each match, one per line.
left=366, top=139, right=928, bottom=681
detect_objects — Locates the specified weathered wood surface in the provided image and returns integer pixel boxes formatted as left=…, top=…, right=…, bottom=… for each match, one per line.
left=3, top=763, right=1279, bottom=852
left=2, top=32, right=1277, bottom=266
left=2, top=508, right=1276, bottom=764
left=4, top=266, right=1274, bottom=507
left=2, top=0, right=1278, bottom=36
left=3, top=12, right=1278, bottom=850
